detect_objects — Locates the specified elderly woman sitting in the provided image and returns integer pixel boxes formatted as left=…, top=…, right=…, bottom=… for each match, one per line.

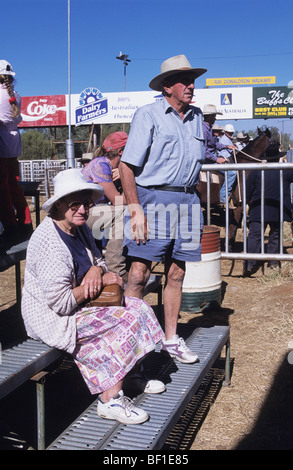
left=21, top=168, right=165, bottom=425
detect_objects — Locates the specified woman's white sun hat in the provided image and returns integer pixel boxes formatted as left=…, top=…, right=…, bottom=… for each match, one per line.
left=149, top=54, right=207, bottom=92
left=42, top=168, right=104, bottom=213
left=0, top=60, right=16, bottom=76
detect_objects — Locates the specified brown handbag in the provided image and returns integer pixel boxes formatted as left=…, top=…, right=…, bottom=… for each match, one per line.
left=86, top=284, right=124, bottom=307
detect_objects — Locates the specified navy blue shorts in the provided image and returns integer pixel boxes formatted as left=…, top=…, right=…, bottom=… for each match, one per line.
left=123, top=186, right=203, bottom=262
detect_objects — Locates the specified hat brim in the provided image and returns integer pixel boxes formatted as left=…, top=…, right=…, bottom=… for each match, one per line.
left=42, top=182, right=104, bottom=213
left=149, top=68, right=207, bottom=92
left=203, top=111, right=223, bottom=115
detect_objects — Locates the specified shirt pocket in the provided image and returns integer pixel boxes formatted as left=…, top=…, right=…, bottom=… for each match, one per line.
left=153, top=132, right=178, bottom=160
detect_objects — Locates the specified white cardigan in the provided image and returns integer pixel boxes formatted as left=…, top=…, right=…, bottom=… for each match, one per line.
left=21, top=216, right=107, bottom=353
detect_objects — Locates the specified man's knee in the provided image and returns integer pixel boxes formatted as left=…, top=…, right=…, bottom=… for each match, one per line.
left=129, top=260, right=151, bottom=287
left=165, top=260, right=185, bottom=286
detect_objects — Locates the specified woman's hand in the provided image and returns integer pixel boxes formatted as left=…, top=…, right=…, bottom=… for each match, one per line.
left=80, top=265, right=104, bottom=300
left=102, top=272, right=124, bottom=289
left=73, top=267, right=124, bottom=305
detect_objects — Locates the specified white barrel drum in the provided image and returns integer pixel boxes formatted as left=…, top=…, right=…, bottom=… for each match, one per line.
left=181, top=225, right=222, bottom=313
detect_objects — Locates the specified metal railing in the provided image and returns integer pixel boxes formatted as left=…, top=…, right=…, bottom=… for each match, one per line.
left=19, top=159, right=293, bottom=263
left=19, top=159, right=81, bottom=199
left=202, top=162, right=293, bottom=262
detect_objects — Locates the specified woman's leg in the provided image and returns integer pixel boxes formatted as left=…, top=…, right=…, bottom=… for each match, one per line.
left=100, top=380, right=123, bottom=402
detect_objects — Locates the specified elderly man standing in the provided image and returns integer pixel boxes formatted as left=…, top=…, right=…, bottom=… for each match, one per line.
left=119, top=55, right=207, bottom=364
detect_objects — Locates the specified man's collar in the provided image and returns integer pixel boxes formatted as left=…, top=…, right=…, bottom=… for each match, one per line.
left=163, top=96, right=194, bottom=117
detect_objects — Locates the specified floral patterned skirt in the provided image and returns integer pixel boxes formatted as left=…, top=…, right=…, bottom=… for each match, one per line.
left=73, top=296, right=164, bottom=394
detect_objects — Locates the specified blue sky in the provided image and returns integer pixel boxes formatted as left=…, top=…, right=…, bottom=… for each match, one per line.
left=2, top=0, right=293, bottom=135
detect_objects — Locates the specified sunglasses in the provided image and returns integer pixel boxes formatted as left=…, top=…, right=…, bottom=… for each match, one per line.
left=63, top=199, right=95, bottom=211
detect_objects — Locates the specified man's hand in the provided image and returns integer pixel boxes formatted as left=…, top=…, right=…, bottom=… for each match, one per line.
left=216, top=157, right=227, bottom=164
left=128, top=203, right=150, bottom=244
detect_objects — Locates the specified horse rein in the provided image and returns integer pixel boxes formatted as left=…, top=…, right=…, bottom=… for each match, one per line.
left=233, top=148, right=265, bottom=163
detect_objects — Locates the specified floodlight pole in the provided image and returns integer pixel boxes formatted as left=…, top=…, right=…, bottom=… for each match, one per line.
left=116, top=53, right=131, bottom=92
left=116, top=53, right=130, bottom=131
left=66, top=0, right=75, bottom=168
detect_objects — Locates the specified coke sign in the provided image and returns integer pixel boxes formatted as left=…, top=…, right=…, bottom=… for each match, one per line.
left=20, top=95, right=67, bottom=127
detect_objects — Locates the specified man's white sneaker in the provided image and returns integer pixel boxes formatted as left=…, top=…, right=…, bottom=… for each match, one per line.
left=97, top=391, right=149, bottom=424
left=161, top=335, right=199, bottom=364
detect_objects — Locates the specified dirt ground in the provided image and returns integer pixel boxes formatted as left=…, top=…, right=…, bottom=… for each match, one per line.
left=1, top=201, right=293, bottom=450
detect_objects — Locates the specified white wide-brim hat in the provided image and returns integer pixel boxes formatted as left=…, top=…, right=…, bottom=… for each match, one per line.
left=212, top=123, right=224, bottom=131
left=237, top=132, right=246, bottom=139
left=224, top=124, right=235, bottom=133
left=42, top=168, right=104, bottom=213
left=0, top=60, right=15, bottom=76
left=149, top=55, right=207, bottom=92
left=203, top=104, right=222, bottom=115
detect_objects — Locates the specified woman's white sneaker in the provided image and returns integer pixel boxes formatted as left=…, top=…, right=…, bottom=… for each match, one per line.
left=97, top=391, right=149, bottom=424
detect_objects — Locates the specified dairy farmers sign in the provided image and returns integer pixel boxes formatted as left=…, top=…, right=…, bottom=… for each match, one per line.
left=75, top=87, right=108, bottom=125
left=70, top=89, right=161, bottom=125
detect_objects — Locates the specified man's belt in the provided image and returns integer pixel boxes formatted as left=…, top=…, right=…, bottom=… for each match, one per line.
left=138, top=184, right=197, bottom=194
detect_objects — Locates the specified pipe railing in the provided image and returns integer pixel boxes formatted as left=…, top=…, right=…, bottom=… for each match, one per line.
left=202, top=162, right=293, bottom=261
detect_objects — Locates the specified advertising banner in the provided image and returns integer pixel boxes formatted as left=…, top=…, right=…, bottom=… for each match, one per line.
left=71, top=88, right=161, bottom=125
left=206, top=76, right=275, bottom=87
left=20, top=95, right=67, bottom=127
left=21, top=86, right=288, bottom=128
left=194, top=87, right=253, bottom=120
left=253, top=86, right=293, bottom=118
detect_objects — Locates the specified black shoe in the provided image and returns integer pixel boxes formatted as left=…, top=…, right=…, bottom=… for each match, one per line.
left=243, top=265, right=259, bottom=277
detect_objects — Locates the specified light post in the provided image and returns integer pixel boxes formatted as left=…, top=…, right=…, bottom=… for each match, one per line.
left=116, top=52, right=131, bottom=92
left=66, top=0, right=75, bottom=168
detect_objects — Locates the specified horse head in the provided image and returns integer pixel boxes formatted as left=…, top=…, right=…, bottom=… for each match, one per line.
left=236, top=127, right=271, bottom=163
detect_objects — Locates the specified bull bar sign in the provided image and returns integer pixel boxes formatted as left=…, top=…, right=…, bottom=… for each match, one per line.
left=253, top=86, right=293, bottom=118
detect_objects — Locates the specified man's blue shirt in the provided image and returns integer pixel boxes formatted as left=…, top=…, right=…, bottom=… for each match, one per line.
left=218, top=134, right=234, bottom=162
left=202, top=121, right=226, bottom=163
left=121, top=97, right=205, bottom=187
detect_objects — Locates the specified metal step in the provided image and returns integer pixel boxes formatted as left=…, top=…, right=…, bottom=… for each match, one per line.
left=48, top=325, right=230, bottom=450
left=0, top=339, right=62, bottom=400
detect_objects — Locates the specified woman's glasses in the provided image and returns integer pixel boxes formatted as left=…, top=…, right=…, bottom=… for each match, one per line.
left=63, top=199, right=95, bottom=211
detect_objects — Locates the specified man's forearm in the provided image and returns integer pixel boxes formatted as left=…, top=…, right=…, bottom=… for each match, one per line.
left=119, top=161, right=140, bottom=205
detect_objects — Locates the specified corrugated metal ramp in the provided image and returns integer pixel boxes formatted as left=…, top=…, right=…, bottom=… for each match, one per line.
left=0, top=339, right=62, bottom=400
left=48, top=325, right=230, bottom=451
